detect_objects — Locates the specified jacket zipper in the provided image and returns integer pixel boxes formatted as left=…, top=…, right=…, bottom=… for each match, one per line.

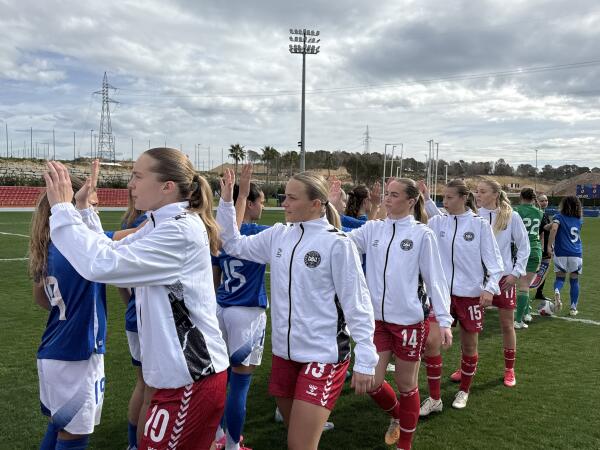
left=450, top=216, right=458, bottom=295
left=287, top=224, right=305, bottom=360
left=381, top=223, right=396, bottom=321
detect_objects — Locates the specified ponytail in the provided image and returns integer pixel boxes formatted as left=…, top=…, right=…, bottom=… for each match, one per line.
left=465, top=192, right=478, bottom=214
left=344, top=185, right=369, bottom=218
left=189, top=173, right=221, bottom=255
left=494, top=190, right=513, bottom=234
left=413, top=194, right=428, bottom=224
left=325, top=201, right=342, bottom=229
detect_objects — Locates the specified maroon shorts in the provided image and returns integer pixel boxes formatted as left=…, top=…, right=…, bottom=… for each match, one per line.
left=450, top=295, right=484, bottom=333
left=268, top=355, right=350, bottom=410
left=373, top=320, right=428, bottom=362
left=492, top=277, right=516, bottom=310
left=139, top=371, right=227, bottom=450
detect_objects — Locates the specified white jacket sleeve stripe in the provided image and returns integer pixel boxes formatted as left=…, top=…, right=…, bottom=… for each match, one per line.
left=480, top=219, right=504, bottom=295
left=330, top=239, right=378, bottom=375
left=419, top=231, right=453, bottom=328
left=216, top=199, right=273, bottom=264
left=50, top=202, right=184, bottom=287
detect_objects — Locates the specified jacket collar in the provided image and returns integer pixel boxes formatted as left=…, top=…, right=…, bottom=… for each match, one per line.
left=448, top=209, right=476, bottom=218
left=289, top=215, right=330, bottom=229
left=384, top=215, right=413, bottom=225
left=148, top=201, right=189, bottom=227
left=478, top=206, right=498, bottom=216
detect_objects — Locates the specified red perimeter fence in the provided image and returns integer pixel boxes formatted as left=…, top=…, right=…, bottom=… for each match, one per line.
left=0, top=186, right=129, bottom=207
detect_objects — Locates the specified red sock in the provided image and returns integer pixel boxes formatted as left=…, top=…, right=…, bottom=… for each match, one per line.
left=459, top=353, right=478, bottom=393
left=504, top=348, right=516, bottom=370
left=398, top=387, right=419, bottom=450
left=424, top=355, right=443, bottom=400
left=368, top=381, right=400, bottom=419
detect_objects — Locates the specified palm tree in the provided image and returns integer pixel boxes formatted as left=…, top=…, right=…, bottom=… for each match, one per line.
left=228, top=143, right=246, bottom=175
left=261, top=145, right=279, bottom=183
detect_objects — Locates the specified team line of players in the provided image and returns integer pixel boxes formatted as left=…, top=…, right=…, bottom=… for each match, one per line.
left=31, top=149, right=584, bottom=450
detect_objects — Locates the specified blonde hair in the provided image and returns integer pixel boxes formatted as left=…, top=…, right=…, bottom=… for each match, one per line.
left=291, top=172, right=341, bottom=229
left=145, top=148, right=220, bottom=255
left=394, top=178, right=428, bottom=224
left=29, top=177, right=84, bottom=282
left=480, top=179, right=512, bottom=234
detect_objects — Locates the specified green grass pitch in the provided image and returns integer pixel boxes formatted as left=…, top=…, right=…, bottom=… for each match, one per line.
left=0, top=211, right=599, bottom=449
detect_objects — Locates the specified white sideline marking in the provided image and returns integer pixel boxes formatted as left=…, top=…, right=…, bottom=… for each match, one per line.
left=531, top=312, right=600, bottom=326
left=0, top=257, right=28, bottom=261
left=0, top=231, right=29, bottom=238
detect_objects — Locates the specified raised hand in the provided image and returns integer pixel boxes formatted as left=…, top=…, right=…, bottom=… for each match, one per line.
left=238, top=163, right=253, bottom=200
left=370, top=181, right=382, bottom=205
left=417, top=180, right=430, bottom=201
left=74, top=159, right=100, bottom=209
left=44, top=161, right=74, bottom=207
left=219, top=168, right=235, bottom=203
left=328, top=177, right=344, bottom=213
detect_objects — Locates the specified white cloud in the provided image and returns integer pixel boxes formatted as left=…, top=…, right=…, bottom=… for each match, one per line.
left=0, top=0, right=599, bottom=167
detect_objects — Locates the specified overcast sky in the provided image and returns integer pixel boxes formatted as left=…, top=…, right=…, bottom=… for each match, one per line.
left=1, top=0, right=600, bottom=168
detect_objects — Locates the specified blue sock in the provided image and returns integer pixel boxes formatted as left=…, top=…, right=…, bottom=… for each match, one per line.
left=55, top=436, right=89, bottom=450
left=569, top=278, right=580, bottom=308
left=127, top=422, right=137, bottom=448
left=224, top=372, right=252, bottom=444
left=554, top=276, right=566, bottom=292
left=39, top=422, right=59, bottom=450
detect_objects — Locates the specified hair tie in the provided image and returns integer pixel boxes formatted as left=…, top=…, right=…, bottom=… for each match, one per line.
left=323, top=200, right=329, bottom=206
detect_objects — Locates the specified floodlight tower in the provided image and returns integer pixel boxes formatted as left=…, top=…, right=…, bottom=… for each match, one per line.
left=289, top=28, right=321, bottom=172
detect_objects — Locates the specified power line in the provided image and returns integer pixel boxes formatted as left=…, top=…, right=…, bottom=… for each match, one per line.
left=113, top=59, right=600, bottom=99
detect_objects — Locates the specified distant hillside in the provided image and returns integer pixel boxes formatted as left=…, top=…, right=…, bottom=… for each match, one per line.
left=551, top=172, right=600, bottom=196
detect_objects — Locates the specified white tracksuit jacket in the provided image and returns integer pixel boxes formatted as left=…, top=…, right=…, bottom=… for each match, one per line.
left=216, top=199, right=378, bottom=376
left=477, top=207, right=530, bottom=277
left=424, top=200, right=504, bottom=297
left=346, top=215, right=453, bottom=328
left=49, top=201, right=229, bottom=389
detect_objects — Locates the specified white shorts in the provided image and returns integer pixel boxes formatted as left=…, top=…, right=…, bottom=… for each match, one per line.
left=217, top=305, right=266, bottom=367
left=126, top=330, right=142, bottom=366
left=553, top=256, right=583, bottom=274
left=38, top=353, right=105, bottom=435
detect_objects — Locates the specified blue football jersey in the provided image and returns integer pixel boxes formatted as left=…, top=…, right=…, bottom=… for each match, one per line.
left=212, top=223, right=269, bottom=308
left=37, top=243, right=107, bottom=361
left=341, top=214, right=367, bottom=230
left=553, top=214, right=583, bottom=257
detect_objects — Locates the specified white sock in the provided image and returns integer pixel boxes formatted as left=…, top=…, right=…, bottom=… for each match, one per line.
left=225, top=432, right=240, bottom=450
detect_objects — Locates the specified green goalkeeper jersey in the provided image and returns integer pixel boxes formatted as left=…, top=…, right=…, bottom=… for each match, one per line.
left=515, top=203, right=543, bottom=251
